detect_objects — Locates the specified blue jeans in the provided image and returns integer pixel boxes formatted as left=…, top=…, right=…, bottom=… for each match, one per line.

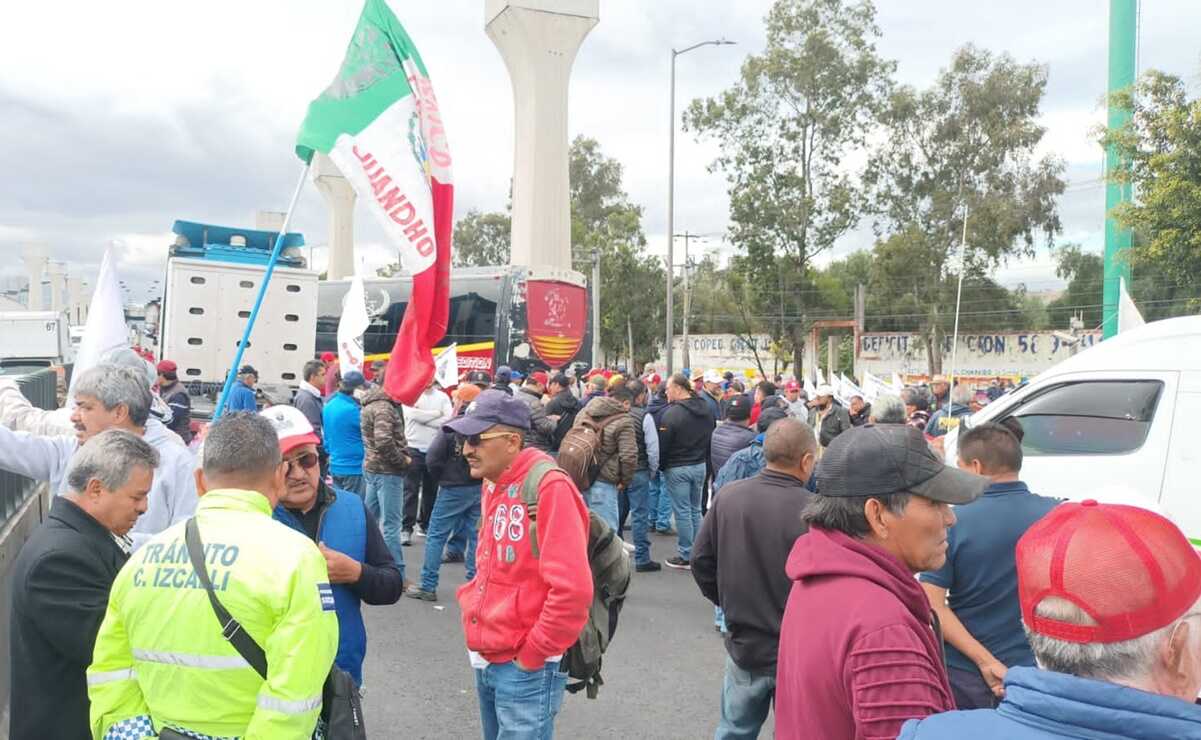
left=331, top=473, right=365, bottom=498
left=585, top=480, right=620, bottom=532
left=445, top=515, right=472, bottom=558
left=716, top=654, right=775, bottom=740
left=625, top=470, right=652, bottom=565
left=663, top=463, right=706, bottom=560
left=420, top=484, right=481, bottom=593
left=647, top=472, right=673, bottom=530
left=363, top=471, right=405, bottom=579
left=475, top=660, right=568, bottom=740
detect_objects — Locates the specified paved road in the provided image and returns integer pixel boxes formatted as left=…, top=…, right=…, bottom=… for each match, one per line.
left=361, top=529, right=776, bottom=739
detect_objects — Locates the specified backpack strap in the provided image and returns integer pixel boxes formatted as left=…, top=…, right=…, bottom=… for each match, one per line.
left=520, top=459, right=561, bottom=560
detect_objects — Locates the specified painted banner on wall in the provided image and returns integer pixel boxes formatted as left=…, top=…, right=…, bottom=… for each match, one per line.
left=855, top=330, right=1102, bottom=379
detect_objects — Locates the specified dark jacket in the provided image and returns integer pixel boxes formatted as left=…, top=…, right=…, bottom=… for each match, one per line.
left=159, top=381, right=193, bottom=444
left=700, top=390, right=722, bottom=422
left=807, top=401, right=853, bottom=447
left=709, top=420, right=757, bottom=476
left=544, top=388, right=579, bottom=419
left=776, top=527, right=954, bottom=740
left=10, top=497, right=129, bottom=740
left=646, top=392, right=670, bottom=426
left=692, top=469, right=812, bottom=673
left=926, top=402, right=971, bottom=437
left=574, top=396, right=638, bottom=488
left=658, top=394, right=716, bottom=470
left=628, top=405, right=650, bottom=470
left=292, top=383, right=325, bottom=439
left=427, top=414, right=479, bottom=489
left=516, top=385, right=556, bottom=451
left=899, top=666, right=1201, bottom=740
left=359, top=386, right=410, bottom=475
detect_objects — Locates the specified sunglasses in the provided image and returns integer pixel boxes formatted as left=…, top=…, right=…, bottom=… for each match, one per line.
left=283, top=452, right=319, bottom=472
left=459, top=431, right=519, bottom=446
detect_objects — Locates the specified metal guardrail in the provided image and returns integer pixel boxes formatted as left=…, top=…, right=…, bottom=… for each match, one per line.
left=0, top=367, right=58, bottom=530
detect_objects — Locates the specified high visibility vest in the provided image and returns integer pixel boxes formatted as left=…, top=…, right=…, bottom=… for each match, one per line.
left=88, top=488, right=339, bottom=740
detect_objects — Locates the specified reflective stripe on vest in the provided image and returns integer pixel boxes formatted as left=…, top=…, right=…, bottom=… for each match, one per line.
left=256, top=692, right=323, bottom=715
left=88, top=668, right=136, bottom=686
left=132, top=648, right=250, bottom=670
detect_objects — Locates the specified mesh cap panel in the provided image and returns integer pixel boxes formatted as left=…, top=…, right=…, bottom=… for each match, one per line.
left=1017, top=501, right=1201, bottom=643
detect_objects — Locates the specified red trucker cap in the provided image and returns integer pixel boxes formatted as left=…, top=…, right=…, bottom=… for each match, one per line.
left=1017, top=500, right=1201, bottom=644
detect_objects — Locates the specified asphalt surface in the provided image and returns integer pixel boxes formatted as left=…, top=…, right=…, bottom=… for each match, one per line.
left=360, top=529, right=776, bottom=739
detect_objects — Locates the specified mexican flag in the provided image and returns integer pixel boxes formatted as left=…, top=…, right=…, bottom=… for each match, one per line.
left=296, top=0, right=452, bottom=405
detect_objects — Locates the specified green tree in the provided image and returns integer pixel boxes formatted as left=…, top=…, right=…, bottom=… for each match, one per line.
left=684, top=0, right=895, bottom=373
left=1100, top=70, right=1201, bottom=300
left=1046, top=244, right=1103, bottom=329
left=867, top=45, right=1066, bottom=373
left=451, top=209, right=512, bottom=267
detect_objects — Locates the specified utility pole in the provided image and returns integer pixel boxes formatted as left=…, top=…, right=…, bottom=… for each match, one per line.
left=591, top=248, right=601, bottom=367
left=1102, top=0, right=1136, bottom=339
left=677, top=231, right=696, bottom=371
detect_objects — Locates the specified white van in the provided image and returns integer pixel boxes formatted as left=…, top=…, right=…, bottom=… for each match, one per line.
left=943, top=315, right=1201, bottom=543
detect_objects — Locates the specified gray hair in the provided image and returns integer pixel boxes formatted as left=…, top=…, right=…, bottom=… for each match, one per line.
left=99, top=347, right=156, bottom=389
left=763, top=417, right=817, bottom=467
left=900, top=386, right=928, bottom=412
left=951, top=383, right=973, bottom=406
left=74, top=364, right=153, bottom=427
left=202, top=412, right=281, bottom=478
left=1025, top=596, right=1197, bottom=682
left=802, top=492, right=911, bottom=538
left=870, top=394, right=907, bottom=424
left=67, top=428, right=159, bottom=493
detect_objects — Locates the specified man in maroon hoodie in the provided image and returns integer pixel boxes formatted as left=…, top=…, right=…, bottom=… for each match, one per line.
left=447, top=390, right=593, bottom=740
left=775, top=424, right=988, bottom=740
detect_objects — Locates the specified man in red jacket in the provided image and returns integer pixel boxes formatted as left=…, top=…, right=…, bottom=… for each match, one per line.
left=447, top=389, right=593, bottom=740
left=774, top=424, right=988, bottom=740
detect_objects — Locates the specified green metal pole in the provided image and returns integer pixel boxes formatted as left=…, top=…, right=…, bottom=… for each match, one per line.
left=1102, top=0, right=1136, bottom=338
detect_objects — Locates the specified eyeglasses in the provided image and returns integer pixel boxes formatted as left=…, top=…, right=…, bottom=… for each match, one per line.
left=283, top=453, right=319, bottom=473
left=460, top=431, right=519, bottom=446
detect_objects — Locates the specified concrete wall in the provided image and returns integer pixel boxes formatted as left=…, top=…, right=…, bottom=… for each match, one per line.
left=0, top=483, right=49, bottom=740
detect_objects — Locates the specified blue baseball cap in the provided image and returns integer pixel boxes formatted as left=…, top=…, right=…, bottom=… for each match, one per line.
left=341, top=371, right=366, bottom=389
left=443, top=389, right=531, bottom=436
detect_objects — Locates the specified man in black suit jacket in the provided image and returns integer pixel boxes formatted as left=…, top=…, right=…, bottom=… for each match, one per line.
left=9, top=429, right=158, bottom=740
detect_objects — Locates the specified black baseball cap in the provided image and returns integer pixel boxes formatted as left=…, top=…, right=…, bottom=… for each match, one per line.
left=443, top=389, right=531, bottom=436
left=725, top=394, right=752, bottom=421
left=466, top=370, right=491, bottom=388
left=756, top=406, right=789, bottom=433
left=816, top=424, right=987, bottom=505
left=239, top=365, right=258, bottom=377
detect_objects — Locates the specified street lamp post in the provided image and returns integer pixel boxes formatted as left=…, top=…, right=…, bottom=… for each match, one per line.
left=666, top=38, right=734, bottom=377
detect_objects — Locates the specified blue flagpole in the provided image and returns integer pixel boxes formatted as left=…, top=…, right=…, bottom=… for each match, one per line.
left=213, top=162, right=311, bottom=419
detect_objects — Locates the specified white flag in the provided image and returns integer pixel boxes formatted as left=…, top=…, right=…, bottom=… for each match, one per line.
left=1118, top=277, right=1145, bottom=334
left=68, top=247, right=129, bottom=400
left=434, top=343, right=458, bottom=388
left=337, top=273, right=370, bottom=374
left=891, top=372, right=905, bottom=393
left=816, top=368, right=826, bottom=387
left=862, top=372, right=887, bottom=402
left=803, top=377, right=817, bottom=398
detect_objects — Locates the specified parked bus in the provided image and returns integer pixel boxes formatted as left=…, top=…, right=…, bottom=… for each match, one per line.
left=316, top=265, right=591, bottom=377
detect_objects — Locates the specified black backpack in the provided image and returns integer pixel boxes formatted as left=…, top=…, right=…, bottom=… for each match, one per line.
left=520, top=460, right=631, bottom=699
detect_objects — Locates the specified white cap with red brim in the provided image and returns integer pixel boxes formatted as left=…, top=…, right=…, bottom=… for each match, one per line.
left=260, top=405, right=321, bottom=454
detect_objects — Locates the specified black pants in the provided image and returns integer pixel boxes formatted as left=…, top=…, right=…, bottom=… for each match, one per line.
left=403, top=448, right=438, bottom=531
left=617, top=487, right=630, bottom=538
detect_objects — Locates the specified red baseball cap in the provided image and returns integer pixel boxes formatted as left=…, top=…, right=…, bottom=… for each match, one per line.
left=156, top=360, right=177, bottom=373
left=1017, top=500, right=1201, bottom=644
left=530, top=371, right=549, bottom=387
left=320, top=351, right=336, bottom=363
left=259, top=406, right=321, bottom=454
left=784, top=380, right=800, bottom=391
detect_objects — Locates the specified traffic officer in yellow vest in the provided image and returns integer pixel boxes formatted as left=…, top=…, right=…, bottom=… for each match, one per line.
left=87, top=412, right=338, bottom=740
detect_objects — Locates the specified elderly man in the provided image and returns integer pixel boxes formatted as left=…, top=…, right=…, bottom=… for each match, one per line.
left=806, top=384, right=852, bottom=449
left=868, top=394, right=908, bottom=424
left=0, top=364, right=196, bottom=550
left=775, top=425, right=988, bottom=740
left=901, top=386, right=932, bottom=431
left=265, top=405, right=403, bottom=684
left=10, top=430, right=157, bottom=740
left=928, top=373, right=951, bottom=411
left=227, top=364, right=259, bottom=412
left=692, top=418, right=818, bottom=739
left=448, top=390, right=592, bottom=739
left=848, top=394, right=871, bottom=427
left=782, top=380, right=807, bottom=418
left=900, top=500, right=1201, bottom=738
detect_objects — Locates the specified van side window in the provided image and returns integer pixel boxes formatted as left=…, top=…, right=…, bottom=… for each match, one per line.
left=1004, top=380, right=1163, bottom=456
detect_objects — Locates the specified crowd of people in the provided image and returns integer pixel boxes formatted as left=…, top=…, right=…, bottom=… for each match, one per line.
left=1, top=349, right=1198, bottom=740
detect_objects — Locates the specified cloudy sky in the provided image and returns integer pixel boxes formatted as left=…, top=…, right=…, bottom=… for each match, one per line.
left=2, top=0, right=1199, bottom=304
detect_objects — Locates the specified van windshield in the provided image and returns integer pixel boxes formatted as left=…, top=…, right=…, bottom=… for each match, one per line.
left=1005, top=380, right=1164, bottom=455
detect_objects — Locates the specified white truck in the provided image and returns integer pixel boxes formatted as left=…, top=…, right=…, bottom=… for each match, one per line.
left=0, top=311, right=75, bottom=366
left=158, top=221, right=317, bottom=391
